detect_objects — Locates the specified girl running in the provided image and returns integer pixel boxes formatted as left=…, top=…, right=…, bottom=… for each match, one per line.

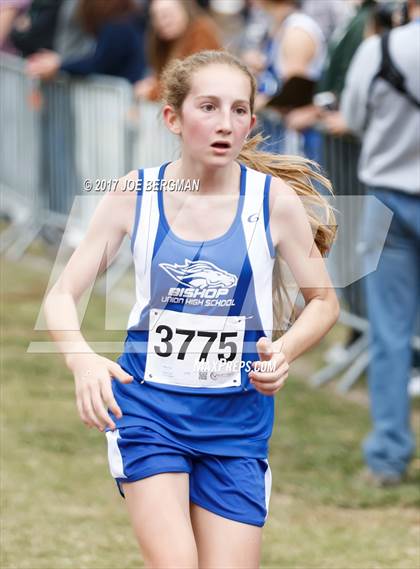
left=44, top=50, right=339, bottom=568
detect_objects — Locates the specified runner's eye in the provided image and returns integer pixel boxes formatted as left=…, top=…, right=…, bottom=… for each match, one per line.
left=235, top=107, right=248, bottom=115
left=201, top=103, right=216, bottom=112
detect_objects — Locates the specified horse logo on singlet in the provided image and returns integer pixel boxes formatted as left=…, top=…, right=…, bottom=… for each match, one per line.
left=159, top=259, right=237, bottom=290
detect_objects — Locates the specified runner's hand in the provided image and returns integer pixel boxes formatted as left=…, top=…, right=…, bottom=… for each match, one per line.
left=68, top=354, right=133, bottom=431
left=249, top=337, right=289, bottom=395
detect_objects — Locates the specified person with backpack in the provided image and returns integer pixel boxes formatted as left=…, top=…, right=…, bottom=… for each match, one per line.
left=333, top=0, right=420, bottom=486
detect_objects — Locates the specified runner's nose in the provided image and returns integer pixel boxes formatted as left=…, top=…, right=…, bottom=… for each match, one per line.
left=216, top=110, right=233, bottom=134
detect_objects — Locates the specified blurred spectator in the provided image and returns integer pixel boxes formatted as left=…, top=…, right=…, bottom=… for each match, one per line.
left=249, top=0, right=326, bottom=160
left=7, top=0, right=95, bottom=59
left=135, top=0, right=221, bottom=101
left=302, top=0, right=354, bottom=44
left=368, top=0, right=407, bottom=36
left=0, top=0, right=30, bottom=54
left=338, top=0, right=420, bottom=485
left=52, top=0, right=96, bottom=60
left=319, top=0, right=377, bottom=102
left=26, top=0, right=146, bottom=84
left=208, top=0, right=247, bottom=52
left=4, top=0, right=57, bottom=56
left=286, top=0, right=378, bottom=142
left=258, top=0, right=326, bottom=98
left=238, top=0, right=271, bottom=54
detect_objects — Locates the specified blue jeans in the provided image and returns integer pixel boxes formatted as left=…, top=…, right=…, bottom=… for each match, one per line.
left=361, top=187, right=420, bottom=475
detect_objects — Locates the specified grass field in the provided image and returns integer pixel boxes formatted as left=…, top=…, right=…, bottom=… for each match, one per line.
left=1, top=253, right=419, bottom=569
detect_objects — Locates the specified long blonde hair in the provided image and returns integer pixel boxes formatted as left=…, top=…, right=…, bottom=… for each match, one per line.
left=161, top=50, right=336, bottom=338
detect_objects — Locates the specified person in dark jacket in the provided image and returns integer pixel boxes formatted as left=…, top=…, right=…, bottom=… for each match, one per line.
left=26, top=0, right=146, bottom=84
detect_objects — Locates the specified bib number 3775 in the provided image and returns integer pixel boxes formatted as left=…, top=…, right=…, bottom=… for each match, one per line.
left=145, top=308, right=245, bottom=388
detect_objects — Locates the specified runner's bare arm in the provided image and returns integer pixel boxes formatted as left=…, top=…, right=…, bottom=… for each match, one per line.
left=44, top=169, right=138, bottom=353
left=53, top=170, right=137, bottom=297
left=43, top=170, right=138, bottom=430
left=269, top=177, right=339, bottom=364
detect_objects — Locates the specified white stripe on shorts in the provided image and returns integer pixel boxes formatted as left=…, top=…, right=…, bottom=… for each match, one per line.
left=106, top=429, right=127, bottom=479
left=263, top=458, right=272, bottom=521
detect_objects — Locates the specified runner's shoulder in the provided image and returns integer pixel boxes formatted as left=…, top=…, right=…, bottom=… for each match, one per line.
left=269, top=176, right=301, bottom=217
left=114, top=169, right=139, bottom=195
left=97, top=170, right=138, bottom=234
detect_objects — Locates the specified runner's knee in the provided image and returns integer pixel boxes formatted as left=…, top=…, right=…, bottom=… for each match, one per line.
left=143, top=549, right=198, bottom=569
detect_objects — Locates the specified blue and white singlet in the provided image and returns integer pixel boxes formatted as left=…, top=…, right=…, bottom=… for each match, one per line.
left=110, top=161, right=277, bottom=458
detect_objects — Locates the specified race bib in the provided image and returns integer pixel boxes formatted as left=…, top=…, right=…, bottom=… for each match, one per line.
left=144, top=308, right=246, bottom=388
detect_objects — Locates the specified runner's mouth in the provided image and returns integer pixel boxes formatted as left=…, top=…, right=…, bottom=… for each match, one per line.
left=211, top=141, right=231, bottom=149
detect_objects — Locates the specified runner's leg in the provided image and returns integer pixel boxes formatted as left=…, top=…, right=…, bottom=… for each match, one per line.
left=122, top=472, right=199, bottom=568
left=190, top=502, right=263, bottom=568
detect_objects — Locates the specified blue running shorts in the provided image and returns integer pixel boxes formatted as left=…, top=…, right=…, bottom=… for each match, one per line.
left=105, top=425, right=272, bottom=527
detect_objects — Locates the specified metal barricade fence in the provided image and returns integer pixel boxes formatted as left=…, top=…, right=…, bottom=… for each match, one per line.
left=314, top=131, right=370, bottom=391
left=0, top=55, right=180, bottom=288
left=0, top=55, right=180, bottom=256
left=321, top=131, right=367, bottom=321
left=0, top=53, right=41, bottom=252
left=1, top=55, right=134, bottom=257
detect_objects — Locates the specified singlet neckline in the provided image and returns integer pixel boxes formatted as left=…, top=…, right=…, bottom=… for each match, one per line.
left=157, top=161, right=247, bottom=247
